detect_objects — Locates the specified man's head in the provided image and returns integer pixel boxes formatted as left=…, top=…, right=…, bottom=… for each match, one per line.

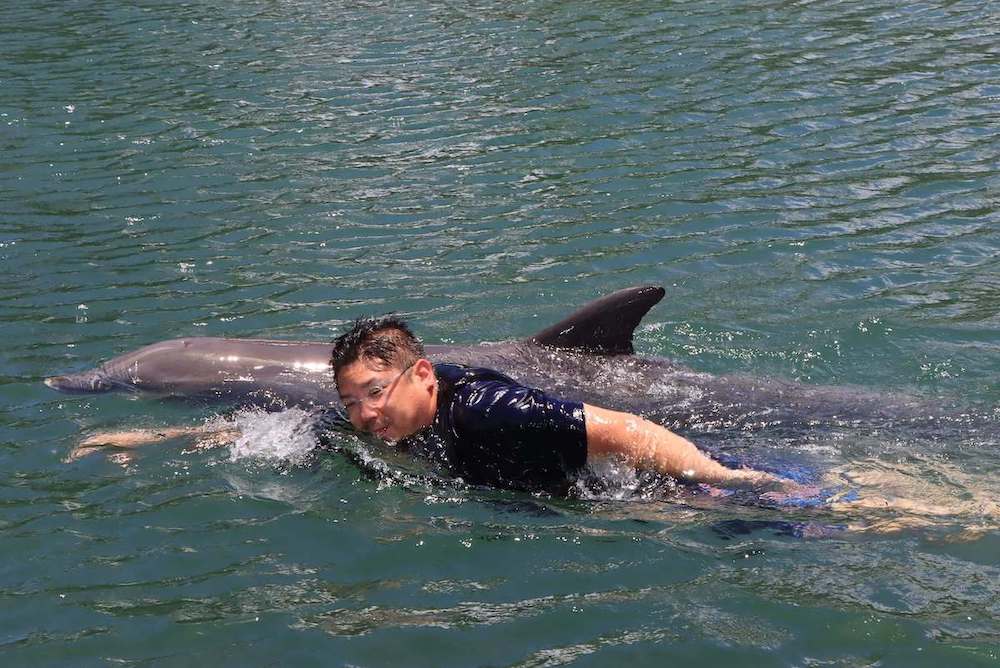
left=331, top=316, right=437, bottom=442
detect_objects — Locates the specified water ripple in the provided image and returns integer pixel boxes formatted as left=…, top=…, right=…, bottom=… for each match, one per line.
left=2, top=0, right=998, bottom=663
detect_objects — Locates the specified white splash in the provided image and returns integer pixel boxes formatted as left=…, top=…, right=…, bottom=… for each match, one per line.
left=574, top=457, right=674, bottom=501
left=225, top=408, right=319, bottom=465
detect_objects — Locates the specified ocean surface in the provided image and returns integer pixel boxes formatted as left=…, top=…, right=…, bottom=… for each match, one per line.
left=2, top=0, right=999, bottom=665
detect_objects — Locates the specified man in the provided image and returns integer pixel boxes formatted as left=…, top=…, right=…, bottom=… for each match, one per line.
left=330, top=315, right=798, bottom=495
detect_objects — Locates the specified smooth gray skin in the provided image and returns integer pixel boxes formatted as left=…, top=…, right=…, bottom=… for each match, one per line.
left=45, top=286, right=991, bottom=439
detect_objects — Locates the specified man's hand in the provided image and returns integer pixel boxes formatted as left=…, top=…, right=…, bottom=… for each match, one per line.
left=759, top=482, right=826, bottom=506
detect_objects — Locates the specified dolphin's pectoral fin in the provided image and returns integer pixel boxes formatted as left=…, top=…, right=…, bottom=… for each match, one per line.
left=527, top=285, right=665, bottom=355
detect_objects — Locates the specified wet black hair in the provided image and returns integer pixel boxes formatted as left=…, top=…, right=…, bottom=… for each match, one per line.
left=330, top=315, right=425, bottom=378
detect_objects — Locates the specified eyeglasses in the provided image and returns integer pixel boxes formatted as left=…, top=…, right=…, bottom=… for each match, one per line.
left=340, top=363, right=414, bottom=415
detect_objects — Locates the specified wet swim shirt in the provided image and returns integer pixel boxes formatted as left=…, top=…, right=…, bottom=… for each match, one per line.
left=402, top=364, right=588, bottom=493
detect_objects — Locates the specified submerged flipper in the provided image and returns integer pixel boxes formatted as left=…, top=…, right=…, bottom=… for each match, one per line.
left=527, top=285, right=665, bottom=354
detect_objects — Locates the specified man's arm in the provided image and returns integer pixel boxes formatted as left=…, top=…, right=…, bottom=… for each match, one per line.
left=67, top=424, right=239, bottom=461
left=582, top=404, right=783, bottom=489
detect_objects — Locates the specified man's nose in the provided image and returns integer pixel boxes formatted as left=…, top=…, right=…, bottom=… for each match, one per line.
left=358, top=401, right=380, bottom=427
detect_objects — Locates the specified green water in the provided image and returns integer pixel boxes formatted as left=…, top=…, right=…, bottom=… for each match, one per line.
left=2, top=0, right=998, bottom=665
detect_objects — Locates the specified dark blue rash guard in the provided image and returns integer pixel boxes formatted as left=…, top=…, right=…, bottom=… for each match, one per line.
left=398, top=364, right=589, bottom=494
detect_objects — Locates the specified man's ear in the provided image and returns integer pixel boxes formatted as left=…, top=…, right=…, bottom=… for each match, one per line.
left=411, top=358, right=435, bottom=388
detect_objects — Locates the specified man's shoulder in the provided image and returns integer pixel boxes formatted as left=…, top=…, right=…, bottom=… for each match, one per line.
left=433, top=363, right=520, bottom=390
left=434, top=363, right=526, bottom=427
left=432, top=362, right=586, bottom=446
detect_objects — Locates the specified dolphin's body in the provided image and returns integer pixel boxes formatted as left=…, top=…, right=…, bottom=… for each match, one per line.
left=43, top=285, right=666, bottom=407
left=45, top=286, right=991, bottom=438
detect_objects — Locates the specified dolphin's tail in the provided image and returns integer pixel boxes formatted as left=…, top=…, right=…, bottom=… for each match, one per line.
left=44, top=370, right=115, bottom=394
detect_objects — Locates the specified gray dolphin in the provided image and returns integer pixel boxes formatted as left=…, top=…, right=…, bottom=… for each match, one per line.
left=45, top=286, right=993, bottom=438
left=43, top=286, right=662, bottom=404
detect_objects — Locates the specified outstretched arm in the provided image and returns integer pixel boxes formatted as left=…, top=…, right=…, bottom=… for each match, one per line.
left=582, top=404, right=784, bottom=489
left=68, top=424, right=239, bottom=461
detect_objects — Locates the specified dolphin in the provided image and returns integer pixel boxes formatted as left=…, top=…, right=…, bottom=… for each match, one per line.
left=42, top=286, right=664, bottom=408
left=45, top=286, right=994, bottom=439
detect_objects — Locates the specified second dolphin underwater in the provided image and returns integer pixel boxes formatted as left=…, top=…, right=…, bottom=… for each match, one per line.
left=46, top=285, right=993, bottom=443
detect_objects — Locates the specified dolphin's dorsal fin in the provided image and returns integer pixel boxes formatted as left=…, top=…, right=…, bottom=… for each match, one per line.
left=527, top=285, right=665, bottom=355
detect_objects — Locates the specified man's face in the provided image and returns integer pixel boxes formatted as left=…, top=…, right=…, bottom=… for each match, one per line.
left=336, top=358, right=436, bottom=442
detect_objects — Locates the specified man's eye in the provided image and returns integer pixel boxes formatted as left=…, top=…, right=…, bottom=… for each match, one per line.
left=368, top=385, right=384, bottom=398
